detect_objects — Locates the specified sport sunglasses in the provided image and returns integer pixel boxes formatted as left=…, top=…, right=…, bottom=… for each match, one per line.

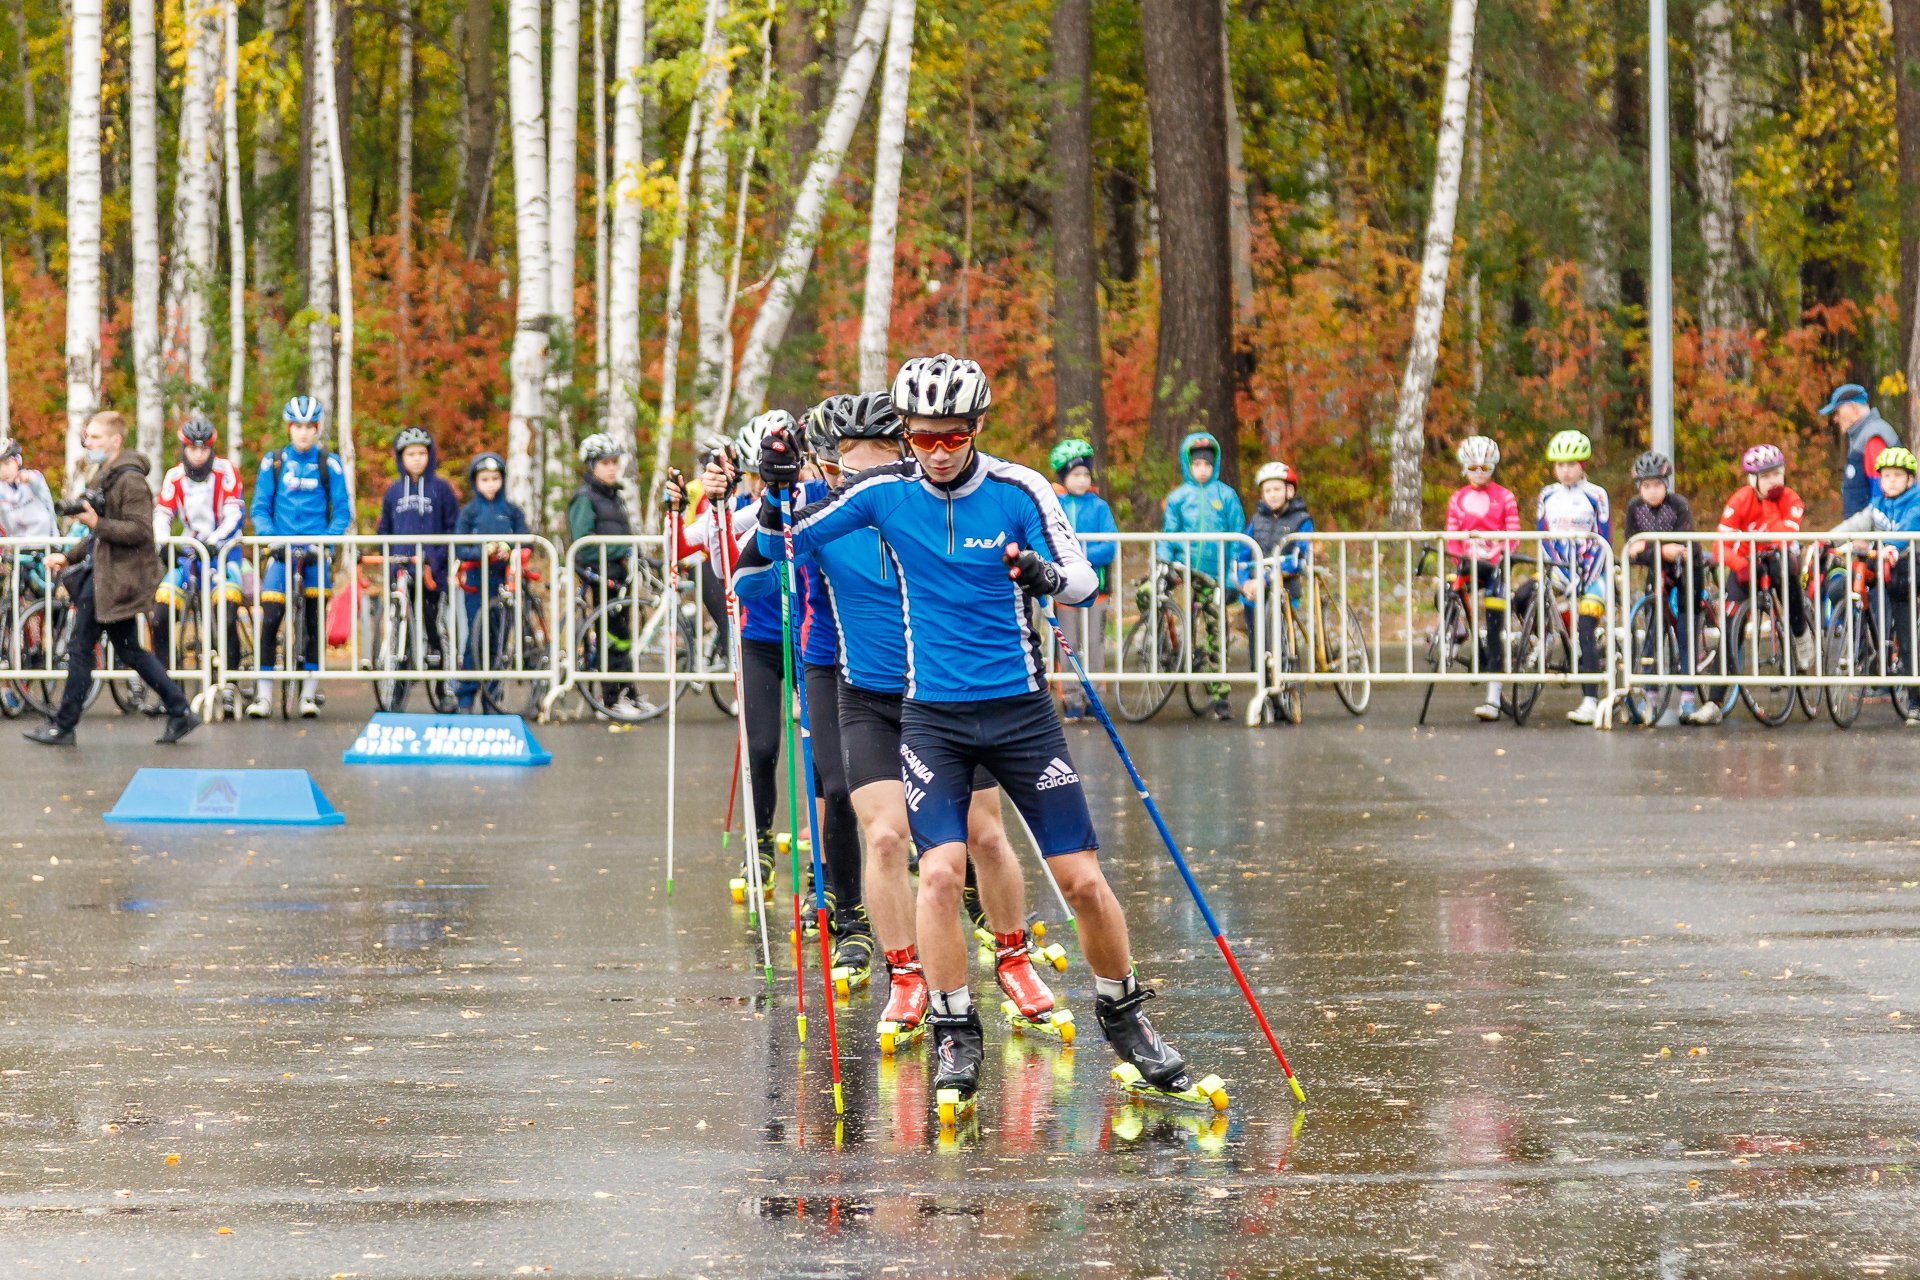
left=904, top=424, right=980, bottom=452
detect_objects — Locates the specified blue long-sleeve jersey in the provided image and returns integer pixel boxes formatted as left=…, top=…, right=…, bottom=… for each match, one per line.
left=252, top=444, right=352, bottom=538
left=747, top=452, right=1096, bottom=702
left=734, top=482, right=832, bottom=649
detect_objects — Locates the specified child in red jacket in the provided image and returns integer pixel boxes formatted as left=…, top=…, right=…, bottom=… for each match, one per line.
left=1715, top=443, right=1812, bottom=672
left=1444, top=435, right=1521, bottom=720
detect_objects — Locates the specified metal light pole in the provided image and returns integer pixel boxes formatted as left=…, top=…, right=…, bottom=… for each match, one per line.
left=1649, top=0, right=1675, bottom=463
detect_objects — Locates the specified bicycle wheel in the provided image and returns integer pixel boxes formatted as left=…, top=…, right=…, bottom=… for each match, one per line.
left=577, top=598, right=669, bottom=722
left=481, top=597, right=552, bottom=717
left=9, top=598, right=58, bottom=716
left=1117, top=604, right=1182, bottom=723
left=1506, top=595, right=1567, bottom=727
left=1275, top=609, right=1306, bottom=725
left=1732, top=596, right=1795, bottom=726
left=705, top=628, right=739, bottom=717
left=1624, top=595, right=1676, bottom=726
left=1326, top=599, right=1372, bottom=715
left=1823, top=604, right=1869, bottom=728
left=372, top=596, right=413, bottom=713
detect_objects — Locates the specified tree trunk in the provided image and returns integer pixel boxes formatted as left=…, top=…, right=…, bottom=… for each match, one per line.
left=0, top=227, right=11, bottom=435
left=856, top=0, right=915, bottom=390
left=298, top=0, right=315, bottom=301
left=224, top=0, right=246, bottom=467
left=1387, top=0, right=1477, bottom=531
left=1139, top=0, right=1238, bottom=496
left=307, top=6, right=336, bottom=406
left=593, top=0, right=611, bottom=419
left=1695, top=0, right=1740, bottom=334
left=65, top=0, right=104, bottom=484
left=253, top=0, right=289, bottom=301
left=691, top=0, right=733, bottom=436
left=607, top=0, right=646, bottom=513
left=459, top=0, right=498, bottom=259
left=727, top=0, right=891, bottom=423
left=547, top=0, right=583, bottom=526
left=397, top=0, right=415, bottom=262
left=506, top=0, right=551, bottom=515
left=705, top=1, right=777, bottom=435
left=182, top=0, right=222, bottom=396
left=8, top=0, right=45, bottom=275
left=316, top=0, right=356, bottom=505
left=1050, top=0, right=1104, bottom=467
left=1896, top=0, right=1920, bottom=431
left=1466, top=68, right=1483, bottom=398
left=654, top=0, right=721, bottom=492
left=773, top=0, right=822, bottom=383
left=1220, top=0, right=1254, bottom=324
left=130, top=0, right=164, bottom=476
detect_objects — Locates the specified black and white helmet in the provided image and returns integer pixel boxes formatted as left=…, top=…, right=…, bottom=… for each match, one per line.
left=843, top=391, right=903, bottom=440
left=804, top=396, right=858, bottom=465
left=735, top=410, right=797, bottom=469
left=395, top=425, right=433, bottom=453
left=890, top=354, right=991, bottom=421
left=579, top=432, right=621, bottom=464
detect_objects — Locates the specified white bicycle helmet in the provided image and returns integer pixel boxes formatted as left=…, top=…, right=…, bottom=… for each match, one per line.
left=1254, top=461, right=1298, bottom=488
left=735, top=410, right=797, bottom=468
left=890, top=354, right=992, bottom=420
left=1456, top=435, right=1500, bottom=471
left=283, top=395, right=325, bottom=424
left=579, top=432, right=621, bottom=464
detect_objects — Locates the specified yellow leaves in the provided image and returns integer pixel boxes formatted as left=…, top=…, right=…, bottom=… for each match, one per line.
left=164, top=1153, right=181, bottom=1166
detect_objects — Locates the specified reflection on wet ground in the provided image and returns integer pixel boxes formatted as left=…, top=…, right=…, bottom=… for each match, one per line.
left=4, top=687, right=1919, bottom=1276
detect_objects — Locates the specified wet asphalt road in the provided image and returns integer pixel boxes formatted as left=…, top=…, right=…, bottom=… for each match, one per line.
left=3, top=682, right=1920, bottom=1278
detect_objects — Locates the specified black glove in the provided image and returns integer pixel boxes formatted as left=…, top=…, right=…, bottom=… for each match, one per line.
left=758, top=425, right=804, bottom=489
left=1004, top=542, right=1065, bottom=597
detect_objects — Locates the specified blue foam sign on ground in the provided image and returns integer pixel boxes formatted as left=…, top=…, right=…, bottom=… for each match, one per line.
left=104, top=768, right=345, bottom=826
left=342, top=713, right=552, bottom=766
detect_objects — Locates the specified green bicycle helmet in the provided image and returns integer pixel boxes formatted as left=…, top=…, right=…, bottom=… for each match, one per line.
left=1879, top=446, right=1919, bottom=475
left=1545, top=430, right=1592, bottom=463
left=1049, top=438, right=1095, bottom=476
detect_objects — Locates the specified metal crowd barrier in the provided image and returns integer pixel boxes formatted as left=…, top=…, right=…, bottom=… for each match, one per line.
left=226, top=534, right=563, bottom=719
left=0, top=534, right=219, bottom=717
left=1250, top=530, right=1617, bottom=725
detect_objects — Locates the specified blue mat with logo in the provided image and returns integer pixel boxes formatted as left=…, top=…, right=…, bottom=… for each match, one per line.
left=342, top=712, right=552, bottom=766
left=104, top=768, right=344, bottom=826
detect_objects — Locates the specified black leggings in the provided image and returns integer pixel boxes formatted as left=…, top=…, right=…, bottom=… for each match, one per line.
left=258, top=596, right=321, bottom=672
left=805, top=663, right=861, bottom=919
left=741, top=638, right=786, bottom=838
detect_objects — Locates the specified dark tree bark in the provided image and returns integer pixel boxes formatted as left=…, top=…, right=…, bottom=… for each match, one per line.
left=1050, top=0, right=1105, bottom=467
left=1138, top=0, right=1238, bottom=500
left=457, top=0, right=497, bottom=259
left=336, top=1, right=354, bottom=196
left=1896, top=0, right=1920, bottom=432
left=1105, top=168, right=1140, bottom=284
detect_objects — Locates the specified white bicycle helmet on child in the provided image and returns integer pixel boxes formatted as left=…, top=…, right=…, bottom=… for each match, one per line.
left=735, top=410, right=797, bottom=468
left=1457, top=435, right=1500, bottom=471
left=579, top=432, right=622, bottom=465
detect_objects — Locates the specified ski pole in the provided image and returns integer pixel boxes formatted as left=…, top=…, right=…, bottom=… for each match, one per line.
left=781, top=485, right=845, bottom=1115
left=720, top=492, right=773, bottom=983
left=774, top=486, right=808, bottom=1043
left=662, top=471, right=683, bottom=898
left=721, top=732, right=741, bottom=851
left=1036, top=594, right=1306, bottom=1105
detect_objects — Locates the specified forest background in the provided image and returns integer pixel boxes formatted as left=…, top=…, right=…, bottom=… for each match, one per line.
left=3, top=0, right=1917, bottom=532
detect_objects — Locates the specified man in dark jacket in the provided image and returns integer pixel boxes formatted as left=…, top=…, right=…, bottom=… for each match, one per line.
left=1823, top=384, right=1904, bottom=517
left=27, top=411, right=200, bottom=746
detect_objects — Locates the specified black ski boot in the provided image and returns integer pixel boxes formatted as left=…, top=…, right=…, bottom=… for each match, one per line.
left=729, top=831, right=779, bottom=905
left=930, top=1007, right=985, bottom=1126
left=1095, top=982, right=1191, bottom=1093
left=831, top=905, right=874, bottom=997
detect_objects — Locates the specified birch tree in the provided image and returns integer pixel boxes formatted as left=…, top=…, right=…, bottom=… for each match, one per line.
left=395, top=0, right=415, bottom=387
left=251, top=0, right=289, bottom=299
left=690, top=0, right=732, bottom=434
left=702, top=0, right=776, bottom=434
left=593, top=0, right=611, bottom=417
left=1695, top=0, right=1740, bottom=334
left=315, top=0, right=355, bottom=502
left=726, top=0, right=891, bottom=428
left=306, top=12, right=336, bottom=405
left=547, top=0, right=582, bottom=524
left=130, top=0, right=165, bottom=473
left=858, top=0, right=916, bottom=391
left=606, top=0, right=646, bottom=504
left=223, top=0, right=246, bottom=466
left=506, top=0, right=552, bottom=515
left=181, top=0, right=222, bottom=397
left=64, top=0, right=104, bottom=482
left=1386, top=0, right=1477, bottom=531
left=653, top=0, right=721, bottom=487
left=0, top=227, right=10, bottom=438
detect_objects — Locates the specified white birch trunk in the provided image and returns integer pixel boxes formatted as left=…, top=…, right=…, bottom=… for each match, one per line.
left=1220, top=0, right=1254, bottom=324
left=606, top=0, right=646, bottom=511
left=547, top=0, right=582, bottom=527
left=1387, top=0, right=1476, bottom=531
left=705, top=0, right=776, bottom=435
left=64, top=0, right=104, bottom=484
left=690, top=0, right=732, bottom=435
left=726, top=0, right=890, bottom=425
left=652, top=0, right=719, bottom=502
left=224, top=0, right=246, bottom=467
left=131, top=0, right=165, bottom=475
left=858, top=0, right=915, bottom=391
left=593, top=0, right=610, bottom=418
left=306, top=27, right=336, bottom=405
left=1466, top=68, right=1483, bottom=397
left=507, top=0, right=552, bottom=516
left=182, top=0, right=221, bottom=397
left=315, top=0, right=355, bottom=505
left=1695, top=0, right=1740, bottom=333
left=0, top=227, right=10, bottom=437
left=397, top=0, right=415, bottom=262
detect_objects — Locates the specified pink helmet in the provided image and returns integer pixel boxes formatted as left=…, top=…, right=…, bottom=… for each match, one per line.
left=1741, top=443, right=1785, bottom=475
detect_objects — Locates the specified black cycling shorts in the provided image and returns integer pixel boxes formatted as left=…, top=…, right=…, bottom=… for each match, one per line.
left=899, top=690, right=1099, bottom=858
left=838, top=678, right=994, bottom=795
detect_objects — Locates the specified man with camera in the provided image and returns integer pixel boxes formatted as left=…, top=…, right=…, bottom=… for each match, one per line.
left=24, top=411, right=201, bottom=747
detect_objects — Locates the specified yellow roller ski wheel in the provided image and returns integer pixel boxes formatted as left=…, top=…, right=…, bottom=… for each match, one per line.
left=1057, top=1011, right=1077, bottom=1045
left=879, top=1023, right=899, bottom=1056
left=1039, top=943, right=1069, bottom=973
left=729, top=878, right=747, bottom=905
left=1199, top=1073, right=1230, bottom=1112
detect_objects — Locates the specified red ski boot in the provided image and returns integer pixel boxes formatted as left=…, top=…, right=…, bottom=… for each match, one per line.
left=994, top=931, right=1075, bottom=1044
left=877, top=948, right=930, bottom=1055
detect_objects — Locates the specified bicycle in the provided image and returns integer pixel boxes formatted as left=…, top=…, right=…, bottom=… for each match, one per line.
left=1821, top=544, right=1920, bottom=728
left=571, top=562, right=692, bottom=723
left=366, top=554, right=454, bottom=714
left=1, top=561, right=143, bottom=717
left=1414, top=544, right=1501, bottom=724
left=1725, top=549, right=1805, bottom=728
left=1621, top=554, right=1729, bottom=726
left=1251, top=557, right=1371, bottom=725
left=1504, top=555, right=1572, bottom=727
left=1118, top=561, right=1230, bottom=722
left=468, top=549, right=552, bottom=717
left=146, top=546, right=253, bottom=718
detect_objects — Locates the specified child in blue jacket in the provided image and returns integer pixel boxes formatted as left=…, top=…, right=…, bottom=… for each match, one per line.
left=1049, top=438, right=1117, bottom=718
left=452, top=452, right=532, bottom=711
left=1156, top=430, right=1246, bottom=719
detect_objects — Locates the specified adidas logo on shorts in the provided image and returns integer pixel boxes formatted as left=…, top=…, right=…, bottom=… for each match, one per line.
left=1035, top=756, right=1080, bottom=792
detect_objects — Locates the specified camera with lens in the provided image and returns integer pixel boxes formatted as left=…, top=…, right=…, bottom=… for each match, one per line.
left=54, top=487, right=105, bottom=518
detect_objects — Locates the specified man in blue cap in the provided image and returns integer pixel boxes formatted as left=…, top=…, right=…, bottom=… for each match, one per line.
left=1822, top=383, right=1902, bottom=517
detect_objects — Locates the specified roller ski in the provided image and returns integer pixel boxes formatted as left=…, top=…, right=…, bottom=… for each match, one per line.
left=976, top=923, right=1065, bottom=971
left=930, top=1007, right=984, bottom=1129
left=1098, top=982, right=1227, bottom=1112
left=830, top=906, right=874, bottom=998
left=876, top=948, right=930, bottom=1055
left=992, top=931, right=1076, bottom=1045
left=798, top=885, right=836, bottom=940
left=728, top=832, right=777, bottom=906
